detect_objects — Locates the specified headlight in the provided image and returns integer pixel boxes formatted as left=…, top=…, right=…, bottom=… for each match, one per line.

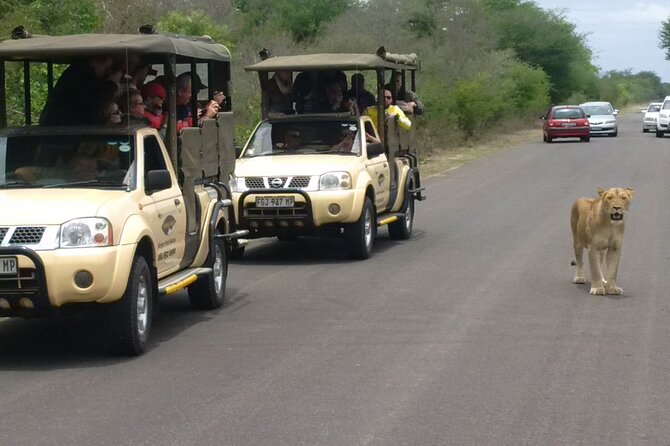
left=229, top=175, right=247, bottom=192
left=606, top=120, right=616, bottom=124
left=60, top=218, right=112, bottom=248
left=319, top=172, right=351, bottom=190
left=661, top=113, right=669, bottom=119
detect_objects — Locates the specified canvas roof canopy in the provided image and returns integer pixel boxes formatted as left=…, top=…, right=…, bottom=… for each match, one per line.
left=245, top=52, right=419, bottom=73
left=0, top=33, right=231, bottom=64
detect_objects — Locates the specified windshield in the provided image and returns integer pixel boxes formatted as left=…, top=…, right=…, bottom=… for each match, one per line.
left=581, top=105, right=613, bottom=115
left=0, top=134, right=135, bottom=189
left=243, top=120, right=362, bottom=158
left=553, top=108, right=584, bottom=119
left=647, top=104, right=661, bottom=112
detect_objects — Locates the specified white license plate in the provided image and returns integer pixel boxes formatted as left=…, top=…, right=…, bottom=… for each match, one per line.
left=562, top=122, right=576, bottom=127
left=0, top=256, right=18, bottom=276
left=255, top=196, right=294, bottom=208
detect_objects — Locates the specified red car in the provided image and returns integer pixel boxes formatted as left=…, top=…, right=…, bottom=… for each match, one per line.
left=542, top=106, right=590, bottom=143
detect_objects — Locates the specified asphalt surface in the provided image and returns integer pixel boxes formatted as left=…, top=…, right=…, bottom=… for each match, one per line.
left=2, top=112, right=670, bottom=445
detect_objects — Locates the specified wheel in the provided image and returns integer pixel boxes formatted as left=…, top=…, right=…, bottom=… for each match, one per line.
left=580, top=136, right=590, bottom=142
left=542, top=132, right=547, bottom=142
left=345, top=197, right=375, bottom=259
left=546, top=136, right=553, bottom=143
left=611, top=131, right=617, bottom=137
left=643, top=128, right=648, bottom=133
left=105, top=256, right=153, bottom=356
left=657, top=131, right=664, bottom=138
left=389, top=182, right=414, bottom=240
left=188, top=234, right=228, bottom=310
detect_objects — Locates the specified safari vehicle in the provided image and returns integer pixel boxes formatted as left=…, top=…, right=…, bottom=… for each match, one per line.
left=0, top=28, right=245, bottom=355
left=230, top=48, right=426, bottom=259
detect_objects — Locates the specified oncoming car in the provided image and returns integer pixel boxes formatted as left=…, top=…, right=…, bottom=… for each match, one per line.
left=656, top=96, right=670, bottom=138
left=579, top=101, right=618, bottom=137
left=542, top=106, right=590, bottom=143
left=642, top=102, right=662, bottom=132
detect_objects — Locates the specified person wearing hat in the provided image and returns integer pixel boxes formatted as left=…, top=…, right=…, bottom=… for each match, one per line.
left=131, top=62, right=157, bottom=91
left=142, top=81, right=166, bottom=129
left=175, top=72, right=220, bottom=132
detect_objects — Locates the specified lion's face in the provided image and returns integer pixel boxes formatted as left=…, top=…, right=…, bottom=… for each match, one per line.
left=598, top=187, right=634, bottom=223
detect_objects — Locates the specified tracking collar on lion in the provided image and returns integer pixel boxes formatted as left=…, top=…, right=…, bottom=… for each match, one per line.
left=570, top=187, right=634, bottom=295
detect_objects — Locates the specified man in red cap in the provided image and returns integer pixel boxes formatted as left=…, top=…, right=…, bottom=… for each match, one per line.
left=142, top=82, right=166, bottom=129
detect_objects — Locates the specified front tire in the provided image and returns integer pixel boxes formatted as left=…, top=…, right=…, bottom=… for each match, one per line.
left=389, top=183, right=414, bottom=240
left=105, top=256, right=153, bottom=356
left=657, top=131, right=664, bottom=138
left=189, top=234, right=228, bottom=310
left=345, top=197, right=375, bottom=259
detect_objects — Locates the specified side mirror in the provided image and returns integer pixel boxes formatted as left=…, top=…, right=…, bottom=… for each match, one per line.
left=235, top=145, right=243, bottom=158
left=366, top=142, right=385, bottom=158
left=613, top=109, right=619, bottom=116
left=145, top=169, right=172, bottom=195
left=586, top=114, right=591, bottom=118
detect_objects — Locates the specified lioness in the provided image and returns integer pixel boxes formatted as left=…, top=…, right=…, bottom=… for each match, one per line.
left=571, top=187, right=635, bottom=295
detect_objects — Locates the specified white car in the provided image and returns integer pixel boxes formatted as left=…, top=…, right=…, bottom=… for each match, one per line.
left=643, top=102, right=662, bottom=132
left=656, top=96, right=670, bottom=138
left=580, top=101, right=618, bottom=137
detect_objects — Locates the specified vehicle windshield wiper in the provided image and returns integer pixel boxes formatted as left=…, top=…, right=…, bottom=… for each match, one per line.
left=0, top=181, right=38, bottom=189
left=42, top=180, right=99, bottom=188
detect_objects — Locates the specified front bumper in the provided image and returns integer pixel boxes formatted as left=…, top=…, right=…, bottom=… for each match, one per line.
left=0, top=244, right=135, bottom=316
left=588, top=123, right=617, bottom=135
left=233, top=188, right=362, bottom=238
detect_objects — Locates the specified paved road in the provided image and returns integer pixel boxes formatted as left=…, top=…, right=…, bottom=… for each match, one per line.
left=2, top=112, right=670, bottom=445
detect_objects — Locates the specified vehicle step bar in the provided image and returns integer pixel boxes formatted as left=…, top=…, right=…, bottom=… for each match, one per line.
left=377, top=213, right=405, bottom=226
left=158, top=267, right=212, bottom=296
left=215, top=229, right=249, bottom=239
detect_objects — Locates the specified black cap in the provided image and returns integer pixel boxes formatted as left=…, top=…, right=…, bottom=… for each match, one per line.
left=192, top=73, right=207, bottom=90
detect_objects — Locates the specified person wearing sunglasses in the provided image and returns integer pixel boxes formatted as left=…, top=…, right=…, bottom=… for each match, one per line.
left=364, top=89, right=412, bottom=132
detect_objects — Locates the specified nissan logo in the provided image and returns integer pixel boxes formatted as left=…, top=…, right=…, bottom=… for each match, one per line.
left=270, top=178, right=284, bottom=188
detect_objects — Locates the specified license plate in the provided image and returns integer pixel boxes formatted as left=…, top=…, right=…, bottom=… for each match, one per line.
left=562, top=122, right=576, bottom=127
left=255, top=196, right=294, bottom=208
left=0, top=256, right=18, bottom=276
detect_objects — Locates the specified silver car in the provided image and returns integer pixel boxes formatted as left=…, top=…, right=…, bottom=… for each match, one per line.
left=642, top=102, right=662, bottom=132
left=580, top=101, right=618, bottom=137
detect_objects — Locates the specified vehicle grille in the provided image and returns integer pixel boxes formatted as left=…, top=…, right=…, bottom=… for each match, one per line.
left=9, top=227, right=46, bottom=245
left=245, top=176, right=311, bottom=189
left=0, top=228, right=7, bottom=244
left=288, top=176, right=310, bottom=188
left=245, top=177, right=265, bottom=189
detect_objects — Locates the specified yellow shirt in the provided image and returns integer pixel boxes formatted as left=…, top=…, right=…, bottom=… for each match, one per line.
left=365, top=105, right=412, bottom=131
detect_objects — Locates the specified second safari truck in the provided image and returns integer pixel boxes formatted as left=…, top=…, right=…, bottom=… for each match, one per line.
left=230, top=48, right=426, bottom=259
left=0, top=28, right=245, bottom=355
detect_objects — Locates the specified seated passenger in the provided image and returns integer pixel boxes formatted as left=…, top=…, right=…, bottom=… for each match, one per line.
left=364, top=89, right=412, bottom=131
left=347, top=73, right=376, bottom=112
left=331, top=128, right=357, bottom=153
left=265, top=70, right=294, bottom=118
left=142, top=82, right=166, bottom=129
left=175, top=72, right=220, bottom=132
left=315, top=82, right=357, bottom=114
left=281, top=128, right=302, bottom=151
left=119, top=90, right=150, bottom=126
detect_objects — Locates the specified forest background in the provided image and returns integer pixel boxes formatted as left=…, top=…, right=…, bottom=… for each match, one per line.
left=2, top=0, right=670, bottom=157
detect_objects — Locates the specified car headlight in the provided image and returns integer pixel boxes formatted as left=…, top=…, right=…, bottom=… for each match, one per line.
left=661, top=113, right=669, bottom=119
left=319, top=172, right=351, bottom=190
left=606, top=120, right=616, bottom=124
left=60, top=218, right=112, bottom=248
left=229, top=174, right=247, bottom=192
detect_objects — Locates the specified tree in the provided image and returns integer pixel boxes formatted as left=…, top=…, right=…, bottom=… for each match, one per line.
left=158, top=11, right=233, bottom=48
left=660, top=16, right=670, bottom=60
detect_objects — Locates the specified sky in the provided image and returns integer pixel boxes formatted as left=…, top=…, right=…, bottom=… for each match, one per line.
left=532, top=1, right=670, bottom=82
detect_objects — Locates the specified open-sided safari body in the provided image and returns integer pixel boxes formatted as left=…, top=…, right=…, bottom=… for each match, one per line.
left=231, top=49, right=426, bottom=259
left=0, top=29, right=244, bottom=355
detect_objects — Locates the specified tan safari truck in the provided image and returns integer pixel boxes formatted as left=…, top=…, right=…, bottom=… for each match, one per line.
left=0, top=28, right=245, bottom=355
left=229, top=49, right=426, bottom=259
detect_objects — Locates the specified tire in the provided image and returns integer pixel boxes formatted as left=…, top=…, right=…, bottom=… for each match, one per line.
left=580, top=136, right=590, bottom=142
left=657, top=131, right=664, bottom=138
left=546, top=136, right=553, bottom=143
left=345, top=197, right=375, bottom=260
left=188, top=234, right=228, bottom=310
left=389, top=182, right=414, bottom=240
left=542, top=132, right=547, bottom=142
left=105, top=256, right=153, bottom=356
left=611, top=131, right=618, bottom=137
left=643, top=128, right=648, bottom=133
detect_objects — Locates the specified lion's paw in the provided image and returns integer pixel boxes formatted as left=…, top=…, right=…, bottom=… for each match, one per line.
left=606, top=286, right=623, bottom=295
left=590, top=286, right=606, bottom=295
left=572, top=276, right=586, bottom=284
